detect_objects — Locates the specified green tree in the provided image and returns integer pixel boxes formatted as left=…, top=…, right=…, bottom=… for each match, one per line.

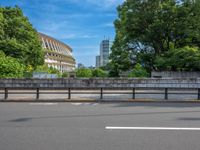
left=128, top=63, right=149, bottom=78
left=155, top=46, right=200, bottom=71
left=48, top=66, right=60, bottom=74
left=92, top=68, right=107, bottom=77
left=48, top=66, right=62, bottom=77
left=0, top=6, right=44, bottom=69
left=0, top=51, right=24, bottom=78
left=62, top=72, right=69, bottom=78
left=109, top=0, right=200, bottom=75
left=76, top=68, right=92, bottom=78
left=108, top=36, right=133, bottom=77
left=34, top=65, right=62, bottom=77
left=34, top=64, right=49, bottom=72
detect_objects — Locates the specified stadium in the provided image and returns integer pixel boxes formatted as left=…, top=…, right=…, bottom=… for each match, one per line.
left=39, top=33, right=76, bottom=73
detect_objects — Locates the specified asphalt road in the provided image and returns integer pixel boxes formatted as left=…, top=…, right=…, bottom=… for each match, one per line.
left=1, top=102, right=200, bottom=150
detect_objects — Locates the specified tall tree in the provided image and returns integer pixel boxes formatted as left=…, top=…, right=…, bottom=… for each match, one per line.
left=0, top=6, right=44, bottom=69
left=0, top=51, right=24, bottom=78
left=109, top=0, right=200, bottom=76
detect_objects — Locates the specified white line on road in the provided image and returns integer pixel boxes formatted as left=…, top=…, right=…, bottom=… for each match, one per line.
left=29, top=103, right=58, bottom=106
left=105, top=127, right=200, bottom=131
left=71, top=103, right=83, bottom=105
left=71, top=103, right=98, bottom=106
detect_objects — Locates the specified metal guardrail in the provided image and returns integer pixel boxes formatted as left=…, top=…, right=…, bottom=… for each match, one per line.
left=0, top=87, right=200, bottom=100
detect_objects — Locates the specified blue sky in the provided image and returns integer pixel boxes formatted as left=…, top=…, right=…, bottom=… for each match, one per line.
left=1, top=0, right=124, bottom=67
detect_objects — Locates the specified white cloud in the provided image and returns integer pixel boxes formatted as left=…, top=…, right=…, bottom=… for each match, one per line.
left=58, top=33, right=77, bottom=39
left=81, top=34, right=99, bottom=39
left=62, top=0, right=123, bottom=9
left=74, top=50, right=99, bottom=56
left=101, top=22, right=114, bottom=27
left=73, top=45, right=98, bottom=49
left=85, top=0, right=123, bottom=9
left=39, top=28, right=99, bottom=40
left=57, top=34, right=99, bottom=40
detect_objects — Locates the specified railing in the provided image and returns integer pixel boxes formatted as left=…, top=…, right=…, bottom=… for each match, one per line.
left=1, top=78, right=200, bottom=101
left=0, top=87, right=200, bottom=100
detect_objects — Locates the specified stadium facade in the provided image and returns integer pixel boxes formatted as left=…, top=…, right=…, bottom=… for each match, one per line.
left=39, top=33, right=76, bottom=73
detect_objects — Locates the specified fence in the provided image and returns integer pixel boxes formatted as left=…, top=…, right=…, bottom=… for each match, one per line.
left=0, top=78, right=200, bottom=100
left=151, top=71, right=200, bottom=78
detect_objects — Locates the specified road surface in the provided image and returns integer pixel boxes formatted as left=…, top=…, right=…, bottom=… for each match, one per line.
left=0, top=102, right=200, bottom=150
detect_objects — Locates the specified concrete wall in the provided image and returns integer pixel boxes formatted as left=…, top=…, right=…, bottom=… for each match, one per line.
left=151, top=71, right=200, bottom=78
left=0, top=78, right=200, bottom=89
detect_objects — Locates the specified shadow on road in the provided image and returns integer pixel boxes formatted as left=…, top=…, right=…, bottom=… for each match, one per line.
left=9, top=118, right=33, bottom=122
left=8, top=110, right=200, bottom=122
left=178, top=117, right=200, bottom=121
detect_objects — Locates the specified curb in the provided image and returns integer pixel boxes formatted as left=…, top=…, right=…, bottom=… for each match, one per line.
left=1, top=99, right=200, bottom=103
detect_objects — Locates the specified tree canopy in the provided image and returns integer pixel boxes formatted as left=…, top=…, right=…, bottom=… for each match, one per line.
left=76, top=68, right=93, bottom=78
left=109, top=0, right=200, bottom=76
left=0, top=6, right=44, bottom=69
left=128, top=63, right=149, bottom=77
left=0, top=51, right=24, bottom=78
left=92, top=68, right=107, bottom=77
left=155, top=46, right=200, bottom=71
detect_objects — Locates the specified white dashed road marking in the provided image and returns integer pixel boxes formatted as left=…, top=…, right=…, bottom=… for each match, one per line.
left=105, top=126, right=200, bottom=131
left=71, top=103, right=98, bottom=106
left=29, top=103, right=58, bottom=106
left=71, top=103, right=83, bottom=105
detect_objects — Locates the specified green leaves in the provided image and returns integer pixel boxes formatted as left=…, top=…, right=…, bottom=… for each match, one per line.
left=75, top=68, right=107, bottom=78
left=109, top=0, right=200, bottom=75
left=0, top=6, right=44, bottom=69
left=92, top=68, right=107, bottom=77
left=76, top=68, right=93, bottom=78
left=155, top=46, right=200, bottom=71
left=128, top=63, right=149, bottom=78
left=0, top=51, right=24, bottom=78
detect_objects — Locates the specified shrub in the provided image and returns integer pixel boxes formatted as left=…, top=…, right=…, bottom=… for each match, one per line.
left=0, top=51, right=24, bottom=78
left=62, top=72, right=69, bottom=78
left=92, top=68, right=107, bottom=77
left=34, top=65, right=61, bottom=77
left=128, top=63, right=149, bottom=77
left=76, top=68, right=92, bottom=77
left=155, top=46, right=200, bottom=71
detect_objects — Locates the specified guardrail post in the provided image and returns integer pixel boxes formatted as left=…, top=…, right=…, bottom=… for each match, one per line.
left=100, top=88, right=103, bottom=99
left=36, top=88, right=39, bottom=99
left=132, top=88, right=135, bottom=99
left=68, top=88, right=71, bottom=99
left=164, top=88, right=168, bottom=100
left=198, top=88, right=200, bottom=100
left=4, top=88, right=8, bottom=100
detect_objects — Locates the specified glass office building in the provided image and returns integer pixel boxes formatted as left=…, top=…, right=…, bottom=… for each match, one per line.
left=99, top=40, right=112, bottom=67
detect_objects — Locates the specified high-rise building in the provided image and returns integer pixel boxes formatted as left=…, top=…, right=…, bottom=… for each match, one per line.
left=100, top=40, right=110, bottom=66
left=95, top=39, right=112, bottom=68
left=78, top=63, right=85, bottom=69
left=96, top=55, right=100, bottom=68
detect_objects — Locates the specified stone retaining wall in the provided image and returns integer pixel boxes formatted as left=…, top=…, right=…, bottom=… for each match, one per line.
left=0, top=78, right=200, bottom=89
